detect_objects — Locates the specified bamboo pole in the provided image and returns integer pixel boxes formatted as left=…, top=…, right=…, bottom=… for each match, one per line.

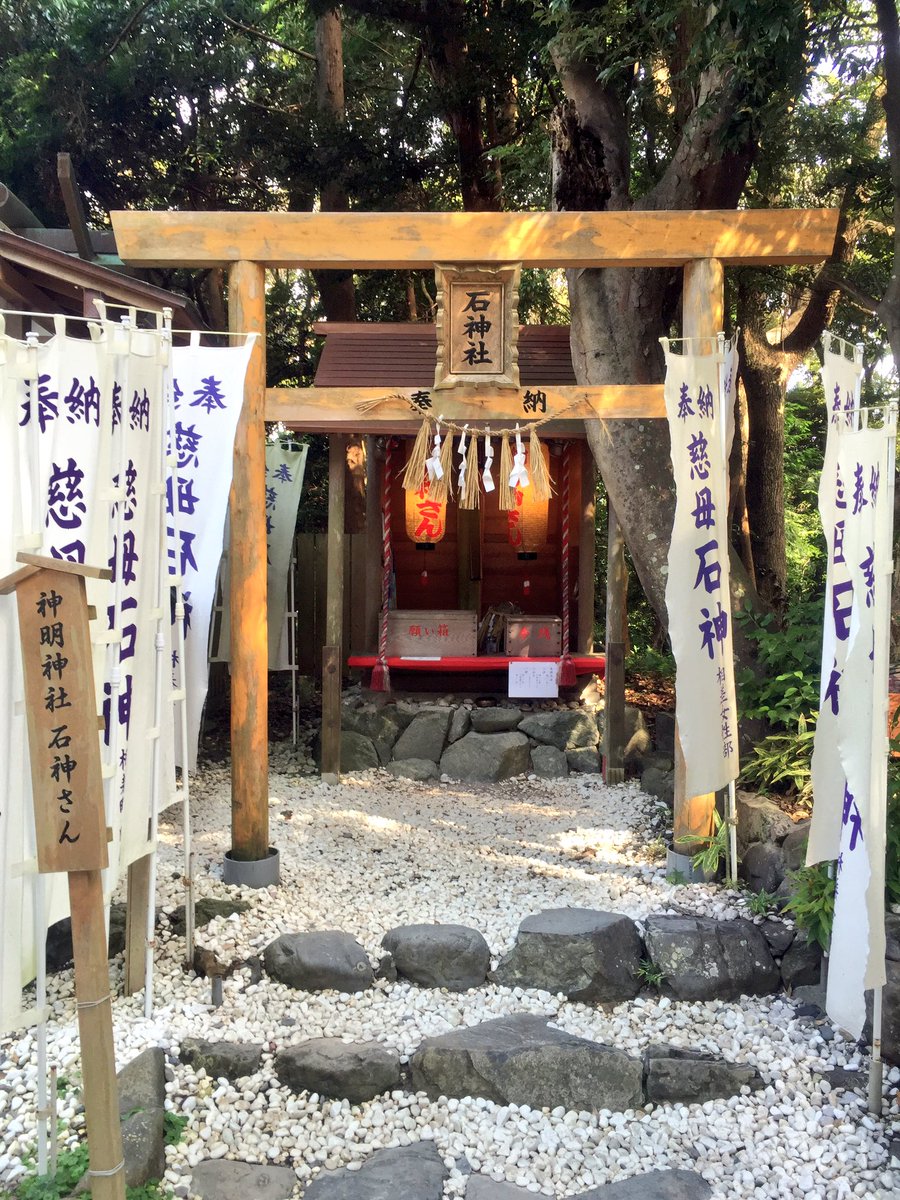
left=228, top=261, right=269, bottom=861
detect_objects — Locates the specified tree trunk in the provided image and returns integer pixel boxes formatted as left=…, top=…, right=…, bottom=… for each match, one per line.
left=738, top=321, right=791, bottom=615
left=314, top=7, right=356, bottom=321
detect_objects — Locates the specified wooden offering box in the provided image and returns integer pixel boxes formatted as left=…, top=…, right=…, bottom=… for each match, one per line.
left=386, top=610, right=478, bottom=657
left=504, top=615, right=562, bottom=656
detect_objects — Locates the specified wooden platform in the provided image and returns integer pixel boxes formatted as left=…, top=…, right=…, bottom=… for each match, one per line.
left=348, top=653, right=605, bottom=677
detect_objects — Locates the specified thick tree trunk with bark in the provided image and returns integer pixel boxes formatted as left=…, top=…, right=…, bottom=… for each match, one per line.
left=314, top=7, right=357, bottom=321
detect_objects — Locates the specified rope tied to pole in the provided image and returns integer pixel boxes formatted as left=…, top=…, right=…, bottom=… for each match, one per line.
left=371, top=439, right=394, bottom=692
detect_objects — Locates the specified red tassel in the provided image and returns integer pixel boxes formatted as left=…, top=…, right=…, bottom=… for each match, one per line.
left=371, top=658, right=391, bottom=693
left=523, top=578, right=531, bottom=596
left=558, top=654, right=577, bottom=687
left=421, top=568, right=428, bottom=587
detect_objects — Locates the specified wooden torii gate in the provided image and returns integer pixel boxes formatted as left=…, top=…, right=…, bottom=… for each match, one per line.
left=112, top=208, right=839, bottom=871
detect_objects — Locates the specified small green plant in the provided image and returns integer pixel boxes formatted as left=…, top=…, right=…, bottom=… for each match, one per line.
left=644, top=837, right=668, bottom=863
left=736, top=604, right=822, bottom=730
left=666, top=869, right=688, bottom=885
left=636, top=958, right=665, bottom=989
left=782, top=863, right=835, bottom=952
left=744, top=888, right=778, bottom=916
left=676, top=810, right=733, bottom=878
left=740, top=714, right=816, bottom=804
left=163, top=1111, right=188, bottom=1146
left=16, top=1142, right=89, bottom=1200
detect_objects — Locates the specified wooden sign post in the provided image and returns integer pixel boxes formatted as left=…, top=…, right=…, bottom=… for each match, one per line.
left=0, top=553, right=126, bottom=1200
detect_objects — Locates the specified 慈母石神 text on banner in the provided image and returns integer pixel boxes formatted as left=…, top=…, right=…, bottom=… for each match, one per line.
left=0, top=318, right=252, bottom=1032
left=213, top=441, right=308, bottom=671
left=807, top=335, right=893, bottom=1039
left=168, top=340, right=253, bottom=769
left=0, top=318, right=174, bottom=1032
left=662, top=334, right=740, bottom=797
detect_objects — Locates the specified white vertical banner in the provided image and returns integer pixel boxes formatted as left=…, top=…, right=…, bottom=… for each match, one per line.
left=662, top=334, right=740, bottom=797
left=168, top=339, right=253, bottom=768
left=808, top=336, right=893, bottom=1038
left=264, top=443, right=307, bottom=669
left=0, top=316, right=172, bottom=1033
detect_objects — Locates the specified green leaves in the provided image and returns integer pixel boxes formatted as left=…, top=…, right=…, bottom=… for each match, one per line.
left=782, top=863, right=835, bottom=952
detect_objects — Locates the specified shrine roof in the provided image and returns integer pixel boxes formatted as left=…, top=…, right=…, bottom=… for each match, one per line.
left=313, top=322, right=576, bottom=387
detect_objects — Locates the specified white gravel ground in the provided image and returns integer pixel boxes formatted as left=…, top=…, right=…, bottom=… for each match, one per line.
left=2, top=739, right=899, bottom=1199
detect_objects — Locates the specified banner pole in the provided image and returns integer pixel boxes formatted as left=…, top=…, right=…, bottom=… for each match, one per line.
left=869, top=986, right=884, bottom=1114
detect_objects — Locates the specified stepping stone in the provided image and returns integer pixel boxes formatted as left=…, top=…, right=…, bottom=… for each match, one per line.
left=440, top=731, right=530, bottom=783
left=642, top=1044, right=762, bottom=1103
left=275, top=1038, right=401, bottom=1103
left=180, top=1038, right=263, bottom=1081
left=190, top=1160, right=298, bottom=1199
left=643, top=916, right=779, bottom=1001
left=382, top=923, right=490, bottom=991
left=518, top=710, right=598, bottom=751
left=574, top=1169, right=712, bottom=1198
left=304, top=1142, right=448, bottom=1199
left=410, top=1013, right=642, bottom=1112
left=491, top=908, right=643, bottom=1003
left=263, top=931, right=374, bottom=992
left=466, top=1179, right=536, bottom=1198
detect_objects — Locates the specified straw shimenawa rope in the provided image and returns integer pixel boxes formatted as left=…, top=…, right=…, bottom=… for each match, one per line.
left=400, top=418, right=431, bottom=491
left=497, top=433, right=514, bottom=510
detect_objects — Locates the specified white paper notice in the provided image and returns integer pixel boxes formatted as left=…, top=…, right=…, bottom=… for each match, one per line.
left=509, top=661, right=559, bottom=698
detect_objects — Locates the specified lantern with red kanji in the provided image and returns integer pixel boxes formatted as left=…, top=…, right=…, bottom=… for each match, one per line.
left=405, top=475, right=446, bottom=587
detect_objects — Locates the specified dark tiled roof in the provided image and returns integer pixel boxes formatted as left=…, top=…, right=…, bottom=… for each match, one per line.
left=313, top=322, right=576, bottom=386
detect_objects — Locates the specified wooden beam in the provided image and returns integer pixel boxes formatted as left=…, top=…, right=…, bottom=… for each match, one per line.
left=672, top=258, right=723, bottom=850
left=228, top=261, right=269, bottom=863
left=0, top=259, right=58, bottom=311
left=266, top=384, right=664, bottom=431
left=111, top=208, right=840, bottom=269
left=604, top=503, right=627, bottom=785
left=123, top=854, right=152, bottom=996
left=321, top=436, right=347, bottom=784
left=57, top=153, right=96, bottom=262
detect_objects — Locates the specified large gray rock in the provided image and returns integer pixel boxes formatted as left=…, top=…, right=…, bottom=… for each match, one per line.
left=882, top=959, right=900, bottom=1065
left=448, top=707, right=471, bottom=744
left=643, top=916, right=780, bottom=1001
left=440, top=732, right=531, bottom=783
left=566, top=747, right=601, bottom=774
left=887, top=912, right=900, bottom=962
left=275, top=1038, right=401, bottom=1103
left=117, top=1046, right=166, bottom=1117
left=342, top=704, right=406, bottom=764
left=574, top=1169, right=712, bottom=1199
left=340, top=730, right=380, bottom=773
left=263, top=931, right=374, bottom=992
left=741, top=842, right=786, bottom=894
left=518, top=711, right=599, bottom=751
left=410, top=1014, right=643, bottom=1112
left=470, top=707, right=523, bottom=733
left=736, top=792, right=793, bottom=851
left=121, top=1108, right=165, bottom=1189
left=387, top=758, right=439, bottom=781
left=491, top=909, right=643, bottom=1003
left=304, top=1142, right=448, bottom=1200
left=180, top=1038, right=263, bottom=1081
left=47, top=902, right=129, bottom=972
left=760, top=919, right=795, bottom=958
left=382, top=923, right=490, bottom=991
left=190, top=1160, right=298, bottom=1200
left=392, top=710, right=452, bottom=762
left=643, top=1044, right=763, bottom=1104
left=780, top=935, right=822, bottom=988
left=530, top=744, right=569, bottom=778
left=781, top=821, right=811, bottom=872
left=654, top=712, right=676, bottom=757
left=640, top=765, right=674, bottom=807
left=116, top=1047, right=166, bottom=1187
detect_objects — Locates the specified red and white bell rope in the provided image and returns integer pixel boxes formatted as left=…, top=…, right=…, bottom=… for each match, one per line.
left=372, top=438, right=394, bottom=692
left=558, top=442, right=576, bottom=686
